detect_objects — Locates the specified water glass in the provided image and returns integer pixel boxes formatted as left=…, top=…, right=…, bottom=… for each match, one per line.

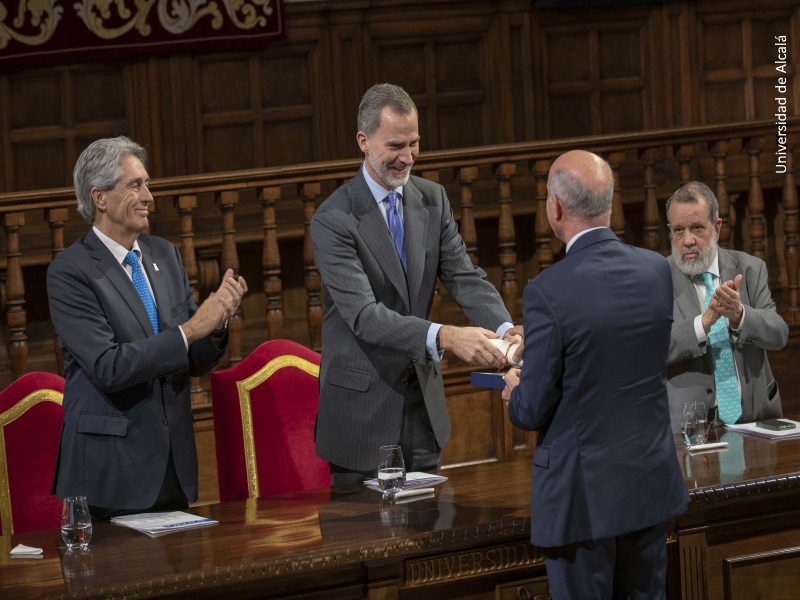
left=377, top=445, right=406, bottom=496
left=61, top=496, right=92, bottom=550
left=681, top=401, right=708, bottom=449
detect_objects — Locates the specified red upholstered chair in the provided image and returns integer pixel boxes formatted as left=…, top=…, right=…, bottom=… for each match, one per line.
left=210, top=340, right=329, bottom=501
left=0, top=371, right=65, bottom=535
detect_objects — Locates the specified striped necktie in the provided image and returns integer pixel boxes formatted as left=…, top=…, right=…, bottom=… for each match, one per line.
left=385, top=191, right=406, bottom=271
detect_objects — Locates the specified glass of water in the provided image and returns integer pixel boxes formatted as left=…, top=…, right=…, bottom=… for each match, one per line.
left=377, top=445, right=406, bottom=497
left=681, top=401, right=708, bottom=449
left=61, top=496, right=92, bottom=550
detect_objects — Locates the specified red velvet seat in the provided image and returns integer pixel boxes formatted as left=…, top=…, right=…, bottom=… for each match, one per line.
left=0, top=372, right=65, bottom=535
left=210, top=340, right=329, bottom=501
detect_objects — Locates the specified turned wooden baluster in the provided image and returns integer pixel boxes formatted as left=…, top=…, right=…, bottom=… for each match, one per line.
left=639, top=148, right=660, bottom=253
left=782, top=136, right=798, bottom=322
left=744, top=137, right=766, bottom=261
left=494, top=162, right=518, bottom=319
left=674, top=144, right=695, bottom=184
left=607, top=151, right=626, bottom=243
left=3, top=212, right=27, bottom=378
left=260, top=186, right=284, bottom=340
left=532, top=158, right=553, bottom=273
left=456, top=166, right=479, bottom=265
left=422, top=169, right=444, bottom=327
left=216, top=190, right=243, bottom=366
left=299, top=182, right=322, bottom=351
left=47, top=207, right=69, bottom=376
left=710, top=140, right=732, bottom=248
left=175, top=194, right=207, bottom=406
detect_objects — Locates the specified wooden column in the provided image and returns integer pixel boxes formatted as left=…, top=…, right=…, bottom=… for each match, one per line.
left=216, top=190, right=243, bottom=366
left=260, top=186, right=284, bottom=340
left=3, top=212, right=27, bottom=378
left=607, top=151, right=626, bottom=243
left=299, top=182, right=322, bottom=352
left=744, top=137, right=766, bottom=260
left=532, top=158, right=553, bottom=274
left=494, top=162, right=518, bottom=319
left=175, top=194, right=206, bottom=407
left=456, top=166, right=479, bottom=265
left=674, top=144, right=695, bottom=184
left=782, top=136, right=798, bottom=323
left=710, top=140, right=732, bottom=248
left=47, top=207, right=69, bottom=376
left=639, top=148, right=660, bottom=253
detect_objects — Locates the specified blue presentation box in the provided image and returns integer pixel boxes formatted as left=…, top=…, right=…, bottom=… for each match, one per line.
left=470, top=371, right=507, bottom=390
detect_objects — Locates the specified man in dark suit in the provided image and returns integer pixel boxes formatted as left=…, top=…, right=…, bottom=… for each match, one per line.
left=665, top=181, right=788, bottom=432
left=501, top=150, right=688, bottom=599
left=311, top=83, right=519, bottom=483
left=48, top=136, right=247, bottom=519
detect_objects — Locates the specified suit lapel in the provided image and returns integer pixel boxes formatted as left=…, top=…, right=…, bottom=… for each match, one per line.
left=718, top=249, right=746, bottom=305
left=671, top=265, right=701, bottom=320
left=403, top=180, right=428, bottom=314
left=138, top=238, right=169, bottom=330
left=85, top=230, right=156, bottom=336
left=353, top=172, right=410, bottom=309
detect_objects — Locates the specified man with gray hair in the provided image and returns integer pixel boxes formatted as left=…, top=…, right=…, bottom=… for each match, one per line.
left=665, top=181, right=788, bottom=432
left=48, top=136, right=247, bottom=519
left=502, top=150, right=687, bottom=599
left=311, top=83, right=520, bottom=483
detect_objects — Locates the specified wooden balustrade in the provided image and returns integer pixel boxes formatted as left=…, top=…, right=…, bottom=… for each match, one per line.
left=1, top=119, right=799, bottom=400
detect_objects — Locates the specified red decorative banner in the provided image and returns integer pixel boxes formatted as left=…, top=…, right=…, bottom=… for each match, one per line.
left=0, top=0, right=284, bottom=68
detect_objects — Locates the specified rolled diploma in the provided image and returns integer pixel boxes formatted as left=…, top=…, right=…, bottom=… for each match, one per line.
left=489, top=338, right=523, bottom=367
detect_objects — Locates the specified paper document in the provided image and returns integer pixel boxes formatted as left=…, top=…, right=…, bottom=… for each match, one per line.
left=363, top=471, right=446, bottom=493
left=111, top=511, right=218, bottom=537
left=725, top=419, right=800, bottom=440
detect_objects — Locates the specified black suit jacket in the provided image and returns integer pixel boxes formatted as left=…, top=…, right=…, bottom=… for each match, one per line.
left=48, top=229, right=226, bottom=509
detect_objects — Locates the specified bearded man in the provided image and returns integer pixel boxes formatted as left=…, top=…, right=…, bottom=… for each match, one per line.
left=310, top=83, right=521, bottom=483
left=665, top=181, right=788, bottom=432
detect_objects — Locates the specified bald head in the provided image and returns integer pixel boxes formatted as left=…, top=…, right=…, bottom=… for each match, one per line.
left=547, top=150, right=613, bottom=221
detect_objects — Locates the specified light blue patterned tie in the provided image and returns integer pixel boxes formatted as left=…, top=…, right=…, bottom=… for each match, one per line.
left=385, top=191, right=406, bottom=271
left=125, top=251, right=160, bottom=334
left=698, top=272, right=740, bottom=424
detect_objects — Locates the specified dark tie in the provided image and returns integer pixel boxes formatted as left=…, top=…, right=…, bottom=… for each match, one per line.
left=698, top=272, right=740, bottom=424
left=125, top=250, right=160, bottom=333
left=385, top=191, right=406, bottom=271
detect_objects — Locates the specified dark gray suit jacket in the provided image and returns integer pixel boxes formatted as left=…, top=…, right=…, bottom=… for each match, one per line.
left=311, top=169, right=512, bottom=471
left=667, top=249, right=788, bottom=432
left=48, top=229, right=226, bottom=509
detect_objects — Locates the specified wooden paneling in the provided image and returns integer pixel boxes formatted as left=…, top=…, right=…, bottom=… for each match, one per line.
left=3, top=0, right=797, bottom=194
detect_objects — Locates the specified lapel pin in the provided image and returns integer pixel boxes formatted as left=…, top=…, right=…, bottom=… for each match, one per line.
left=153, top=263, right=159, bottom=271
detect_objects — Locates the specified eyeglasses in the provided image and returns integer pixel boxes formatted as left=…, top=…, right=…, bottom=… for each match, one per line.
left=668, top=224, right=709, bottom=240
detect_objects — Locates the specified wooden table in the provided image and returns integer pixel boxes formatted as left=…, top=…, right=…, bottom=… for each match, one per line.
left=2, top=430, right=799, bottom=599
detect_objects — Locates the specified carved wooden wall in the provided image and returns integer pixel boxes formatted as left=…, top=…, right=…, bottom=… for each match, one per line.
left=1, top=0, right=798, bottom=193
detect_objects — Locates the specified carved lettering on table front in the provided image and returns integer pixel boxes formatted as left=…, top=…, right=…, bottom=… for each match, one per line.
left=407, top=543, right=543, bottom=586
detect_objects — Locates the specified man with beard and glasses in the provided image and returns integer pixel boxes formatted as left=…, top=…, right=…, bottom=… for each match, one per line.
left=665, top=181, right=788, bottom=433
left=311, top=83, right=521, bottom=483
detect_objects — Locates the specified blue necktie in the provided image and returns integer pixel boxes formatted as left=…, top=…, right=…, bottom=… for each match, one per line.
left=698, top=272, right=740, bottom=424
left=385, top=191, right=406, bottom=271
left=125, top=251, right=160, bottom=334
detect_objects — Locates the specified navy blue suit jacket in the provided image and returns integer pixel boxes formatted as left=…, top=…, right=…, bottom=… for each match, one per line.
left=509, top=228, right=689, bottom=548
left=48, top=230, right=227, bottom=509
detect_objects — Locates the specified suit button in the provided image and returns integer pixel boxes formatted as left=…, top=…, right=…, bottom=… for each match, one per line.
left=163, top=418, right=168, bottom=426
left=401, top=378, right=408, bottom=386
left=707, top=389, right=713, bottom=394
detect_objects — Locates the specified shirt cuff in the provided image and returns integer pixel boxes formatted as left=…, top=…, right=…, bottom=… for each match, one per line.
left=693, top=315, right=708, bottom=345
left=427, top=323, right=444, bottom=362
left=178, top=325, right=189, bottom=352
left=496, top=322, right=514, bottom=339
left=728, top=305, right=746, bottom=332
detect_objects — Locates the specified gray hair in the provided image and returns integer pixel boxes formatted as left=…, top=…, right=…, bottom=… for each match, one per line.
left=73, top=136, right=147, bottom=224
left=357, top=83, right=417, bottom=138
left=548, top=161, right=613, bottom=220
left=665, top=181, right=719, bottom=223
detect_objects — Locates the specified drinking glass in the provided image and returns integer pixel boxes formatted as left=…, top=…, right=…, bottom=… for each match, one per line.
left=61, top=496, right=92, bottom=550
left=377, top=445, right=406, bottom=496
left=681, top=401, right=708, bottom=449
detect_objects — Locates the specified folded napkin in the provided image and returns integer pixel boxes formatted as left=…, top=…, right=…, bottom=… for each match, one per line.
left=688, top=441, right=728, bottom=453
left=10, top=544, right=43, bottom=559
